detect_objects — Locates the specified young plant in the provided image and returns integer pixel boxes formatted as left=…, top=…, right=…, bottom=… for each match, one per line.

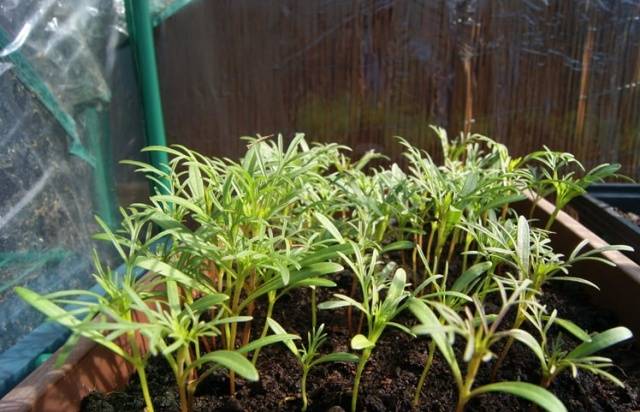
left=525, top=146, right=625, bottom=229
left=524, top=303, right=633, bottom=388
left=15, top=280, right=158, bottom=411
left=124, top=281, right=259, bottom=412
left=267, top=319, right=358, bottom=411
left=131, top=138, right=348, bottom=392
left=318, top=244, right=412, bottom=412
left=409, top=279, right=566, bottom=412
left=464, top=215, right=633, bottom=378
left=410, top=248, right=492, bottom=406
left=15, top=206, right=173, bottom=412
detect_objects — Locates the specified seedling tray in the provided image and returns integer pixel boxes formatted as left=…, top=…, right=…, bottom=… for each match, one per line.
left=570, top=184, right=640, bottom=265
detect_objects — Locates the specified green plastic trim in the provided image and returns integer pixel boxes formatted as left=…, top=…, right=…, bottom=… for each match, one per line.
left=0, top=28, right=94, bottom=166
left=125, top=0, right=170, bottom=194
left=153, top=0, right=196, bottom=27
left=81, top=107, right=119, bottom=228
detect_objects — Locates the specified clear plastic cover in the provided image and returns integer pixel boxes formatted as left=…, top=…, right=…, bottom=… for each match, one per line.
left=0, top=0, right=162, bottom=353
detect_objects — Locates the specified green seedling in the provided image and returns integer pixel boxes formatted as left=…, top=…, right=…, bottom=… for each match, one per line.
left=464, top=215, right=632, bottom=378
left=268, top=319, right=358, bottom=411
left=525, top=146, right=625, bottom=229
left=319, top=244, right=412, bottom=412
left=410, top=279, right=566, bottom=412
left=523, top=303, right=633, bottom=388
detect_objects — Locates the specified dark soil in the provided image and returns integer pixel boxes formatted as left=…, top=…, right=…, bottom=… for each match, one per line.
left=82, top=269, right=640, bottom=412
left=608, top=206, right=640, bottom=227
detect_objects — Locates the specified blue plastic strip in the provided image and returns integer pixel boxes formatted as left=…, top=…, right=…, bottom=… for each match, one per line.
left=0, top=262, right=144, bottom=397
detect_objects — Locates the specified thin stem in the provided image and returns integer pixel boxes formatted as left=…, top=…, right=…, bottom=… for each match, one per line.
left=311, top=287, right=317, bottom=329
left=178, top=378, right=188, bottom=412
left=136, top=362, right=155, bottom=412
left=425, top=225, right=435, bottom=264
left=241, top=284, right=257, bottom=347
left=347, top=276, right=357, bottom=333
left=461, top=234, right=472, bottom=273
left=127, top=330, right=154, bottom=412
left=455, top=354, right=483, bottom=412
left=544, top=206, right=561, bottom=231
left=540, top=369, right=557, bottom=388
left=528, top=195, right=540, bottom=219
left=412, top=233, right=421, bottom=276
left=500, top=203, right=509, bottom=220
left=228, top=274, right=246, bottom=394
left=413, top=340, right=436, bottom=407
left=176, top=349, right=189, bottom=412
left=252, top=292, right=276, bottom=366
left=446, top=228, right=459, bottom=264
left=301, top=367, right=310, bottom=412
left=491, top=320, right=524, bottom=381
left=352, top=349, right=371, bottom=412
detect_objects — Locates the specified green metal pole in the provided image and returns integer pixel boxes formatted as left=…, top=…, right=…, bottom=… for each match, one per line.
left=125, top=0, right=170, bottom=194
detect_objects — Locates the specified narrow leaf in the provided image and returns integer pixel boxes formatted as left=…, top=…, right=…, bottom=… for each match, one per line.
left=314, top=212, right=345, bottom=243
left=517, top=216, right=530, bottom=271
left=471, top=382, right=566, bottom=412
left=451, top=261, right=492, bottom=292
left=267, top=318, right=299, bottom=355
left=189, top=350, right=258, bottom=381
left=311, top=352, right=359, bottom=367
left=238, top=333, right=300, bottom=354
left=381, top=240, right=414, bottom=253
left=567, top=327, right=633, bottom=359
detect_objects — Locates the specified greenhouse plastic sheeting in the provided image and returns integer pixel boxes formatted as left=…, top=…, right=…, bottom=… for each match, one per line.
left=0, top=0, right=180, bottom=363
left=153, top=0, right=640, bottom=179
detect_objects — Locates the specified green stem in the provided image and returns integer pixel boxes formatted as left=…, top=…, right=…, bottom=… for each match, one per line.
left=126, top=330, right=154, bottom=412
left=447, top=228, right=460, bottom=263
left=311, top=287, right=317, bottom=330
left=461, top=234, right=473, bottom=273
left=178, top=377, right=188, bottom=412
left=228, top=276, right=245, bottom=394
left=455, top=354, right=483, bottom=412
left=301, top=367, right=310, bottom=412
left=490, top=310, right=525, bottom=381
left=540, top=370, right=559, bottom=389
left=136, top=363, right=155, bottom=412
left=252, top=291, right=276, bottom=366
left=413, top=340, right=436, bottom=407
left=545, top=206, right=561, bottom=231
left=528, top=195, right=540, bottom=219
left=425, top=225, right=435, bottom=264
left=352, top=349, right=371, bottom=412
left=229, top=275, right=245, bottom=349
left=412, top=233, right=421, bottom=276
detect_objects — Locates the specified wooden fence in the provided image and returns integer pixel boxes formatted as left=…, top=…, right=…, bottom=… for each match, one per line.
left=155, top=0, right=640, bottom=178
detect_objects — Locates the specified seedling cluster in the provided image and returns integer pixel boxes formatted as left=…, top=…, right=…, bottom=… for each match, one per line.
left=17, top=129, right=633, bottom=411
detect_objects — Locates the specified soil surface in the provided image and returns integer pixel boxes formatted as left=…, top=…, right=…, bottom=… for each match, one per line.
left=82, top=268, right=640, bottom=412
left=608, top=206, right=640, bottom=227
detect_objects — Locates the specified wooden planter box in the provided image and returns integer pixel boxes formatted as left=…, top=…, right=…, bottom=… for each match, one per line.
left=1, top=197, right=639, bottom=412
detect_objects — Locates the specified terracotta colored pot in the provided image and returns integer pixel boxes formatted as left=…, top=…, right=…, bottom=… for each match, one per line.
left=1, top=196, right=639, bottom=412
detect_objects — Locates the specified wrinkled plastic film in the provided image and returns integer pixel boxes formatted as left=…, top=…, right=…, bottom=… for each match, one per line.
left=0, top=0, right=173, bottom=353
